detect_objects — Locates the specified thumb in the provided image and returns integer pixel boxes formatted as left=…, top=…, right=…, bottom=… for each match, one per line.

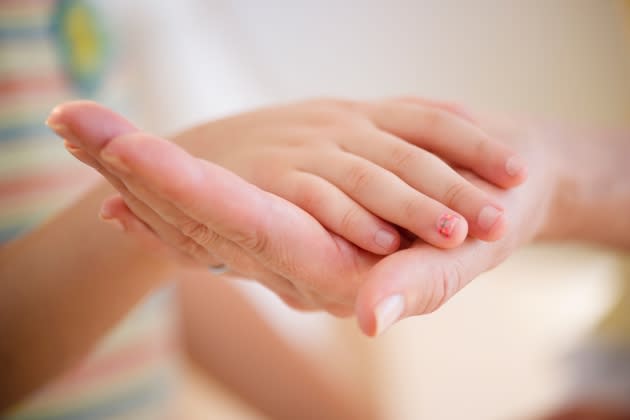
left=355, top=241, right=493, bottom=336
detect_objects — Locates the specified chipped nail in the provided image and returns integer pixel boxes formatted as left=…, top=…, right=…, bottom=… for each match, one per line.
left=437, top=213, right=459, bottom=237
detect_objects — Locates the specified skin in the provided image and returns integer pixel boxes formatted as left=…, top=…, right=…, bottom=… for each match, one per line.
left=46, top=99, right=525, bottom=314
left=59, top=104, right=630, bottom=337
left=0, top=182, right=177, bottom=410
left=178, top=268, right=382, bottom=420
left=4, top=99, right=629, bottom=414
left=0, top=97, right=523, bottom=411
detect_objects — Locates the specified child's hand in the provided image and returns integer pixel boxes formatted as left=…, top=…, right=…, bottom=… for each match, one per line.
left=52, top=98, right=526, bottom=258
left=176, top=98, right=526, bottom=251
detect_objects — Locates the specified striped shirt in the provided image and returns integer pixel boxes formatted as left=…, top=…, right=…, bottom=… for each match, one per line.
left=1, top=1, right=177, bottom=418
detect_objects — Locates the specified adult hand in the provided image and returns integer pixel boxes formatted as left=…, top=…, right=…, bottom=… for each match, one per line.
left=47, top=99, right=524, bottom=317
left=48, top=103, right=377, bottom=316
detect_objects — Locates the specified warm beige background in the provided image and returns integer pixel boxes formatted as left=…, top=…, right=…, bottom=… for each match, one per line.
left=106, top=1, right=630, bottom=418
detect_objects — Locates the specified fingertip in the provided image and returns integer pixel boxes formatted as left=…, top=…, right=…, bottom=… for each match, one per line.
left=46, top=101, right=137, bottom=150
left=471, top=205, right=507, bottom=242
left=372, top=228, right=401, bottom=255
left=505, top=155, right=528, bottom=179
left=99, top=195, right=128, bottom=220
left=355, top=297, right=378, bottom=337
left=355, top=258, right=409, bottom=337
left=99, top=196, right=161, bottom=244
left=434, top=213, right=468, bottom=249
left=480, top=214, right=508, bottom=242
left=356, top=290, right=406, bottom=337
left=489, top=154, right=528, bottom=189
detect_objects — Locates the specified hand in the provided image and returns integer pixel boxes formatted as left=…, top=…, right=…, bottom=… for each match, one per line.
left=355, top=115, right=561, bottom=334
left=46, top=99, right=525, bottom=316
left=175, top=98, right=527, bottom=247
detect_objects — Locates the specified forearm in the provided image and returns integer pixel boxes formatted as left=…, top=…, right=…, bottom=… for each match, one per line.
left=538, top=124, right=630, bottom=249
left=178, top=271, right=381, bottom=420
left=0, top=182, right=176, bottom=410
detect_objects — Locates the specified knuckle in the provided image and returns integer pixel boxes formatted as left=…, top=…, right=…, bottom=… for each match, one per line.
left=420, top=108, right=448, bottom=131
left=345, top=163, right=373, bottom=194
left=402, top=196, right=424, bottom=221
left=424, top=262, right=463, bottom=314
left=339, top=206, right=361, bottom=235
left=389, top=145, right=416, bottom=170
left=473, top=135, right=492, bottom=158
left=178, top=218, right=219, bottom=246
left=174, top=234, right=207, bottom=261
left=235, top=228, right=269, bottom=255
left=442, top=181, right=470, bottom=209
left=305, top=98, right=366, bottom=128
left=291, top=179, right=323, bottom=214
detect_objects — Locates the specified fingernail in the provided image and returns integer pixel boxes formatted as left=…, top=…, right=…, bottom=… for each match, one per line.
left=374, top=229, right=397, bottom=250
left=101, top=216, right=125, bottom=232
left=100, top=149, right=129, bottom=172
left=99, top=203, right=113, bottom=219
left=477, top=205, right=503, bottom=231
left=63, top=140, right=81, bottom=153
left=437, top=213, right=459, bottom=237
left=374, top=294, right=405, bottom=336
left=44, top=106, right=63, bottom=127
left=505, top=155, right=526, bottom=177
left=46, top=121, right=78, bottom=144
left=99, top=207, right=126, bottom=232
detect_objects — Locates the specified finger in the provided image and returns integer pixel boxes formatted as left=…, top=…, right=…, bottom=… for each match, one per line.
left=81, top=145, right=338, bottom=302
left=49, top=103, right=298, bottom=263
left=275, top=291, right=320, bottom=312
left=66, top=142, right=221, bottom=266
left=391, top=96, right=478, bottom=125
left=278, top=171, right=400, bottom=254
left=355, top=240, right=493, bottom=337
left=99, top=195, right=202, bottom=265
left=304, top=152, right=469, bottom=249
left=101, top=195, right=221, bottom=267
left=365, top=101, right=528, bottom=188
left=47, top=100, right=138, bottom=152
left=343, top=131, right=507, bottom=241
left=100, top=131, right=375, bottom=288
left=111, top=174, right=303, bottom=300
left=48, top=100, right=377, bottom=303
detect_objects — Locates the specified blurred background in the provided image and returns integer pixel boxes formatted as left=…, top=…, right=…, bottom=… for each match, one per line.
left=4, top=1, right=630, bottom=419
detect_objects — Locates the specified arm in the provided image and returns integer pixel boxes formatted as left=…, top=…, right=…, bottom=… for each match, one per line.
left=0, top=182, right=176, bottom=410
left=178, top=270, right=381, bottom=420
left=539, top=123, right=630, bottom=249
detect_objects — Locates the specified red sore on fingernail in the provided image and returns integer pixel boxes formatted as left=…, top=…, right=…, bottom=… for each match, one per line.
left=437, top=214, right=459, bottom=237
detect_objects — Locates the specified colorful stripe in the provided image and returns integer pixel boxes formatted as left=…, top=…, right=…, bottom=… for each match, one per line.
left=1, top=1, right=177, bottom=418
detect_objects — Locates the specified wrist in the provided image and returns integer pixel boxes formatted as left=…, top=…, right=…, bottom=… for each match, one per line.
left=537, top=124, right=630, bottom=248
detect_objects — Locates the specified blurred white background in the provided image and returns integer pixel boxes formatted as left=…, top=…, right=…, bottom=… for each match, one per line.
left=102, top=1, right=630, bottom=418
